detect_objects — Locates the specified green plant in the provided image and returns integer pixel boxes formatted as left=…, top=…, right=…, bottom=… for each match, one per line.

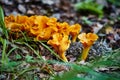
left=74, top=0, right=104, bottom=18
left=107, top=0, right=120, bottom=7
left=0, top=37, right=8, bottom=64
left=0, top=6, right=8, bottom=39
left=53, top=49, right=120, bottom=80
left=81, top=16, right=93, bottom=25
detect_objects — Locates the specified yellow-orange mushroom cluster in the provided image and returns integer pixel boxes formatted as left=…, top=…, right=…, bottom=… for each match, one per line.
left=5, top=15, right=81, bottom=62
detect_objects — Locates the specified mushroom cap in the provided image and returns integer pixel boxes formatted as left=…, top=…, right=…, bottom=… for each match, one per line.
left=78, top=33, right=98, bottom=47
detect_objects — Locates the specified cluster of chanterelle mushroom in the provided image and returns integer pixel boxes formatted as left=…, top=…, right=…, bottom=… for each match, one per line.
left=5, top=15, right=98, bottom=62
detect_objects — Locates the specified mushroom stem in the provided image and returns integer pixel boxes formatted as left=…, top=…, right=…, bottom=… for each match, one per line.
left=81, top=46, right=91, bottom=61
left=72, top=36, right=77, bottom=42
left=60, top=52, right=68, bottom=62
left=77, top=46, right=91, bottom=61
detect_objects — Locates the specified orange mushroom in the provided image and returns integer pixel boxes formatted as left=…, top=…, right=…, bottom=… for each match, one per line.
left=5, top=23, right=25, bottom=32
left=78, top=33, right=98, bottom=61
left=46, top=17, right=58, bottom=32
left=36, top=27, right=54, bottom=40
left=5, top=15, right=86, bottom=62
left=47, top=33, right=71, bottom=62
left=57, top=22, right=70, bottom=35
left=69, top=24, right=81, bottom=42
left=35, top=17, right=58, bottom=40
left=5, top=15, right=28, bottom=31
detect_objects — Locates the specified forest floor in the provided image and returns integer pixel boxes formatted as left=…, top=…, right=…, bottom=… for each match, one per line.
left=0, top=0, right=120, bottom=80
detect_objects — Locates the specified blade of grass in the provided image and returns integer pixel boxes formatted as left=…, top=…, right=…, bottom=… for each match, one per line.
left=20, top=31, right=28, bottom=42
left=7, top=47, right=18, bottom=57
left=23, top=42, right=43, bottom=60
left=1, top=38, right=8, bottom=64
left=0, top=6, right=8, bottom=39
left=39, top=41, right=65, bottom=62
left=0, top=6, right=4, bottom=21
left=14, top=67, right=38, bottom=80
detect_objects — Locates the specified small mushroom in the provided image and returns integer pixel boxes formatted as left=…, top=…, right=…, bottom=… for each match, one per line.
left=78, top=33, right=98, bottom=61
left=69, top=24, right=81, bottom=42
left=47, top=33, right=71, bottom=62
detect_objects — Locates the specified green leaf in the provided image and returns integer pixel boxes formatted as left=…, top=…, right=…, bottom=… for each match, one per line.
left=74, top=0, right=104, bottom=18
left=25, top=55, right=34, bottom=62
left=0, top=61, right=21, bottom=72
left=0, top=6, right=8, bottom=39
left=15, top=54, right=22, bottom=60
left=1, top=39, right=8, bottom=64
left=81, top=16, right=93, bottom=25
left=0, top=6, right=4, bottom=21
left=107, top=0, right=120, bottom=7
